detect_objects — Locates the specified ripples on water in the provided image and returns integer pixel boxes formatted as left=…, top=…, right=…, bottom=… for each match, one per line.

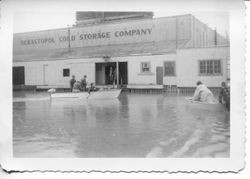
left=13, top=92, right=230, bottom=158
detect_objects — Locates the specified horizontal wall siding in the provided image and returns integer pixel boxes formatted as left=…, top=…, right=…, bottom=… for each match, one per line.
left=12, top=46, right=229, bottom=88
left=13, top=59, right=96, bottom=87
left=176, top=46, right=229, bottom=87
left=127, top=56, right=159, bottom=85
left=70, top=62, right=95, bottom=84
left=124, top=54, right=176, bottom=85
left=14, top=62, right=44, bottom=85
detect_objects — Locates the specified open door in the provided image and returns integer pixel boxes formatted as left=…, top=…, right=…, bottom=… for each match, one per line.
left=156, top=66, right=163, bottom=85
left=119, top=62, right=128, bottom=85
left=95, top=62, right=128, bottom=85
left=13, top=66, right=25, bottom=85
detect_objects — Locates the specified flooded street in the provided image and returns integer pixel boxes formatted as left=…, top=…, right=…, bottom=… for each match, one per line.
left=13, top=91, right=230, bottom=158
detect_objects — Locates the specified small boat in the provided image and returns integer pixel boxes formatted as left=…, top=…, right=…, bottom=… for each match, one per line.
left=184, top=97, right=226, bottom=112
left=50, top=89, right=122, bottom=100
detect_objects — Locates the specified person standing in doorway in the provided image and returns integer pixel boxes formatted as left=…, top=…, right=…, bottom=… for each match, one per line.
left=69, top=75, right=76, bottom=92
left=80, top=75, right=87, bottom=91
left=113, top=67, right=117, bottom=86
left=109, top=67, right=113, bottom=84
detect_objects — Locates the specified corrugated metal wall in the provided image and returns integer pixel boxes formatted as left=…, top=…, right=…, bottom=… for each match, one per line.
left=191, top=16, right=229, bottom=48
left=176, top=46, right=229, bottom=87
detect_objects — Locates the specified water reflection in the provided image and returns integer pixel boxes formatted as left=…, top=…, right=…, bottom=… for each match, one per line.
left=13, top=92, right=229, bottom=158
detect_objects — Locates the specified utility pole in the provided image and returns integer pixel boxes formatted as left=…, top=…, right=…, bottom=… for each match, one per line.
left=225, top=30, right=229, bottom=45
left=67, top=25, right=71, bottom=52
left=214, top=28, right=217, bottom=46
left=176, top=16, right=178, bottom=49
left=116, top=61, right=119, bottom=88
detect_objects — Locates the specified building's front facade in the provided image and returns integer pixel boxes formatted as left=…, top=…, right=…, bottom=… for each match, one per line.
left=13, top=14, right=229, bottom=89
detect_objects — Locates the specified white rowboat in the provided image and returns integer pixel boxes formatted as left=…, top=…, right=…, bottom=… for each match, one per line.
left=50, top=89, right=121, bottom=100
left=184, top=97, right=226, bottom=112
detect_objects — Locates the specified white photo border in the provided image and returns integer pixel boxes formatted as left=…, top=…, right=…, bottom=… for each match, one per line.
left=0, top=0, right=245, bottom=172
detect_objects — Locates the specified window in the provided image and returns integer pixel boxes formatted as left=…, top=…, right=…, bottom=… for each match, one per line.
left=63, top=68, right=70, bottom=77
left=164, top=61, right=176, bottom=76
left=141, top=62, right=151, bottom=73
left=199, top=60, right=222, bottom=75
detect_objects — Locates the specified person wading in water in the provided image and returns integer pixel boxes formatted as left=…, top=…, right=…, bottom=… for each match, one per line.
left=219, top=82, right=230, bottom=111
left=192, top=81, right=216, bottom=103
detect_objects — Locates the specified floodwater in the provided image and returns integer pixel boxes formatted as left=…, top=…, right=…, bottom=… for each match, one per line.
left=13, top=91, right=230, bottom=158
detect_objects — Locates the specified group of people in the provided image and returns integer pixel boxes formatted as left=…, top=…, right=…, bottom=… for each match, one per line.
left=70, top=75, right=229, bottom=110
left=192, top=81, right=230, bottom=111
left=69, top=75, right=97, bottom=93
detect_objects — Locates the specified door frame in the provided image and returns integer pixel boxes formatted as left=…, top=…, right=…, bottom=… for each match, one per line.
left=13, top=66, right=25, bottom=85
left=156, top=66, right=163, bottom=85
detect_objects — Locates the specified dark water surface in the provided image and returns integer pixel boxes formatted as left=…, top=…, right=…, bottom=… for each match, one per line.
left=13, top=91, right=230, bottom=157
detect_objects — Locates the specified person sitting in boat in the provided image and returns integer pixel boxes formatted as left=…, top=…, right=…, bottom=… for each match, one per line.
left=88, top=83, right=98, bottom=93
left=80, top=75, right=87, bottom=91
left=219, top=82, right=230, bottom=111
left=72, top=81, right=81, bottom=92
left=192, top=81, right=215, bottom=103
left=69, top=75, right=76, bottom=92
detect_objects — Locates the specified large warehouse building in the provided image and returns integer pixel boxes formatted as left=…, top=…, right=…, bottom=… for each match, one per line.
left=13, top=12, right=229, bottom=91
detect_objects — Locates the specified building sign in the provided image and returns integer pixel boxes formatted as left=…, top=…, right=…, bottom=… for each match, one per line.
left=19, top=28, right=152, bottom=46
left=13, top=16, right=192, bottom=53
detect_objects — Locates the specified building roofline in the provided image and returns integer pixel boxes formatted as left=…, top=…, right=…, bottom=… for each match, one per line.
left=13, top=51, right=177, bottom=63
left=14, top=14, right=193, bottom=35
left=13, top=45, right=230, bottom=63
left=191, top=15, right=228, bottom=39
left=177, top=44, right=230, bottom=51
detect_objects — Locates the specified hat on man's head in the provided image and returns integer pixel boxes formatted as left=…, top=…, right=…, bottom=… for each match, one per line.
left=196, top=81, right=202, bottom=86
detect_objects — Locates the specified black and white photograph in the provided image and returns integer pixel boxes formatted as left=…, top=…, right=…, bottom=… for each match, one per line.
left=12, top=10, right=231, bottom=158
left=0, top=0, right=246, bottom=173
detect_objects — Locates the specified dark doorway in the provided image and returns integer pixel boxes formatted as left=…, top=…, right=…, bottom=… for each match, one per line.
left=156, top=66, right=163, bottom=85
left=119, top=62, right=128, bottom=85
left=95, top=62, right=128, bottom=85
left=104, top=62, right=116, bottom=85
left=95, top=62, right=116, bottom=85
left=13, top=66, right=25, bottom=85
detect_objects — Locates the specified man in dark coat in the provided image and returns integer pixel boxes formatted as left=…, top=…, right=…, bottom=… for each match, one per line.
left=219, top=82, right=230, bottom=111
left=80, top=75, right=87, bottom=91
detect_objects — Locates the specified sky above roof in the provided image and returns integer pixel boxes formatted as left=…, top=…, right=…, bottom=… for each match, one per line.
left=13, top=11, right=229, bottom=36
